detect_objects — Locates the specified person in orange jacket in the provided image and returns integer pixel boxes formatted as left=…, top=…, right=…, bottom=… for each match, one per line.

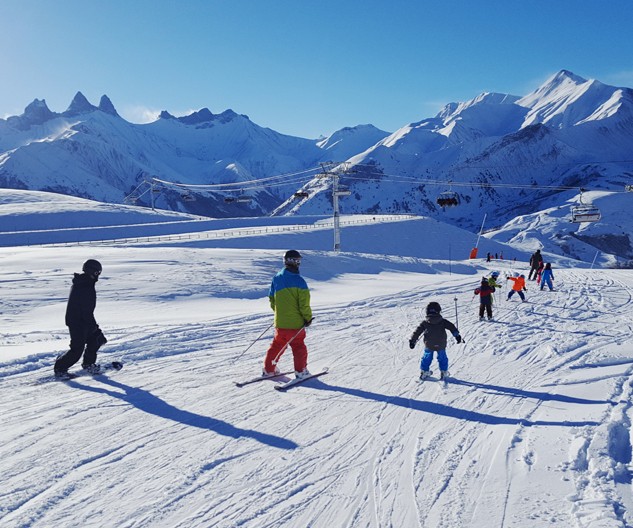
left=506, top=273, right=527, bottom=302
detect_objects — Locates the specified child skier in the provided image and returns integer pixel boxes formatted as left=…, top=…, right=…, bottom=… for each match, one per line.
left=507, top=273, right=527, bottom=302
left=488, top=271, right=501, bottom=289
left=535, top=261, right=545, bottom=285
left=475, top=277, right=495, bottom=320
left=540, top=263, right=554, bottom=291
left=409, top=302, right=462, bottom=380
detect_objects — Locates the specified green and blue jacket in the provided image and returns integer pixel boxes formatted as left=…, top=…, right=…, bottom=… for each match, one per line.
left=269, top=267, right=312, bottom=329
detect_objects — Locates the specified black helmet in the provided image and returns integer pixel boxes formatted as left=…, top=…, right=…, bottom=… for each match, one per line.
left=426, top=302, right=441, bottom=315
left=82, top=259, right=102, bottom=278
left=284, top=250, right=302, bottom=267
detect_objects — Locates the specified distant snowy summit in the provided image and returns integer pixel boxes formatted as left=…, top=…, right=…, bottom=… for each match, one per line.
left=0, top=69, right=632, bottom=264
left=6, top=92, right=120, bottom=129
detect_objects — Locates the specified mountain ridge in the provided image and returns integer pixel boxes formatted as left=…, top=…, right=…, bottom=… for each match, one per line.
left=1, top=70, right=632, bottom=261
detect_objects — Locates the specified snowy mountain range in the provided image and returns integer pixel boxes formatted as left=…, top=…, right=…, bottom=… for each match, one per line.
left=1, top=70, right=632, bottom=263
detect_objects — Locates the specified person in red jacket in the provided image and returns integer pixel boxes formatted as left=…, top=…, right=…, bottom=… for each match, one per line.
left=507, top=273, right=527, bottom=302
left=475, top=277, right=496, bottom=320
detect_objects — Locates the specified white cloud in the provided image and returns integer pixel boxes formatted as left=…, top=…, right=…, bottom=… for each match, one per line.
left=120, top=105, right=161, bottom=124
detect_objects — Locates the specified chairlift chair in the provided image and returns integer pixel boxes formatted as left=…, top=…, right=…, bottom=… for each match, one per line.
left=294, top=191, right=310, bottom=199
left=571, top=189, right=601, bottom=223
left=436, top=191, right=460, bottom=208
left=571, top=204, right=601, bottom=223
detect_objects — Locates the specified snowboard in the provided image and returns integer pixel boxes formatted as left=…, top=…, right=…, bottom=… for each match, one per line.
left=274, top=367, right=329, bottom=391
left=41, top=361, right=124, bottom=383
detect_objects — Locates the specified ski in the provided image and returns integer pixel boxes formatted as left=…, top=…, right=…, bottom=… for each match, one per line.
left=234, top=371, right=294, bottom=388
left=274, top=367, right=329, bottom=391
left=419, top=370, right=433, bottom=382
left=419, top=371, right=452, bottom=383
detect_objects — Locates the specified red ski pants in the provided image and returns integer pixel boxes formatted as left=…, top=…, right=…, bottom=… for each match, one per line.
left=263, top=328, right=308, bottom=373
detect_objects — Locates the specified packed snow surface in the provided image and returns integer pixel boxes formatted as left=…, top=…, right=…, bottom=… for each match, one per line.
left=1, top=191, right=632, bottom=528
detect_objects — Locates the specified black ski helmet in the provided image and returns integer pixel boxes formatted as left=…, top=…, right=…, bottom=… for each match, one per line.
left=82, top=259, right=102, bottom=276
left=426, top=301, right=441, bottom=315
left=284, top=250, right=302, bottom=266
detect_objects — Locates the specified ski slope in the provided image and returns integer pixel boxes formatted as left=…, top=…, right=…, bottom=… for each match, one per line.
left=1, top=196, right=633, bottom=527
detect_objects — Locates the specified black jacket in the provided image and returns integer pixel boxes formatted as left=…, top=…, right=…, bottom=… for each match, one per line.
left=65, top=273, right=98, bottom=329
left=410, top=314, right=459, bottom=351
left=529, top=251, right=543, bottom=268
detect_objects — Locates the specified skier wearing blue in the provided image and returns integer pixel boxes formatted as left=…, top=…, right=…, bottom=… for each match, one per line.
left=540, top=263, right=555, bottom=291
left=409, top=302, right=462, bottom=380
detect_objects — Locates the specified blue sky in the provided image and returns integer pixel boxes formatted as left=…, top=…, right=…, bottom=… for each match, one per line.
left=1, top=0, right=632, bottom=138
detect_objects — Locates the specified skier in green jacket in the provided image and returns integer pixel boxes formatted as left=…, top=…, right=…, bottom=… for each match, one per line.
left=263, top=250, right=313, bottom=379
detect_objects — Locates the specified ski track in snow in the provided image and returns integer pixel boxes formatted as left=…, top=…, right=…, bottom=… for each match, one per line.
left=2, top=265, right=633, bottom=527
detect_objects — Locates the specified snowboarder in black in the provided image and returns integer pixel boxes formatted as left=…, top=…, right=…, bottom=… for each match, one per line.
left=409, top=302, right=462, bottom=380
left=528, top=249, right=543, bottom=280
left=54, top=259, right=107, bottom=378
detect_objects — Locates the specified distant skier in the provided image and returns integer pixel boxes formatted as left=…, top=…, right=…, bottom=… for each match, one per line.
left=475, top=277, right=496, bottom=320
left=262, top=250, right=313, bottom=379
left=535, top=261, right=545, bottom=285
left=409, top=302, right=462, bottom=380
left=54, top=259, right=108, bottom=378
left=507, top=273, right=527, bottom=302
left=540, top=263, right=555, bottom=291
left=528, top=249, right=543, bottom=280
left=488, top=271, right=501, bottom=289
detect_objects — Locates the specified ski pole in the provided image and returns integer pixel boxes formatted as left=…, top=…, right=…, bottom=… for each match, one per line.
left=272, top=318, right=314, bottom=366
left=233, top=321, right=274, bottom=365
left=454, top=296, right=459, bottom=330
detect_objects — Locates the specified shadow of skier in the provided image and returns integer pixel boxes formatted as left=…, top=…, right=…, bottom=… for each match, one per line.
left=309, top=380, right=606, bottom=427
left=69, top=376, right=298, bottom=450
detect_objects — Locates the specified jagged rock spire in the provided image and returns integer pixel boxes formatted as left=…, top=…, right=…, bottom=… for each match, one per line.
left=64, top=91, right=98, bottom=116
left=98, top=95, right=118, bottom=116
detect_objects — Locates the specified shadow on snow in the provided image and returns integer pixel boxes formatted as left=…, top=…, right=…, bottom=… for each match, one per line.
left=70, top=377, right=298, bottom=450
left=311, top=379, right=607, bottom=427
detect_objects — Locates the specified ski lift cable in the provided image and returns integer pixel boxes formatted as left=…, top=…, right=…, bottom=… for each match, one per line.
left=141, top=156, right=632, bottom=196
left=339, top=171, right=630, bottom=194
left=150, top=167, right=322, bottom=191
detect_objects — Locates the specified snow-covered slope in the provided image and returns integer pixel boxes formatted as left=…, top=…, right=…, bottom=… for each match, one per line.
left=1, top=198, right=633, bottom=527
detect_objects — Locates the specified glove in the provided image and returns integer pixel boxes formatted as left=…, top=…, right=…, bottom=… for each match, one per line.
left=304, top=318, right=314, bottom=327
left=409, top=339, right=416, bottom=349
left=455, top=335, right=462, bottom=344
left=523, top=288, right=527, bottom=291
